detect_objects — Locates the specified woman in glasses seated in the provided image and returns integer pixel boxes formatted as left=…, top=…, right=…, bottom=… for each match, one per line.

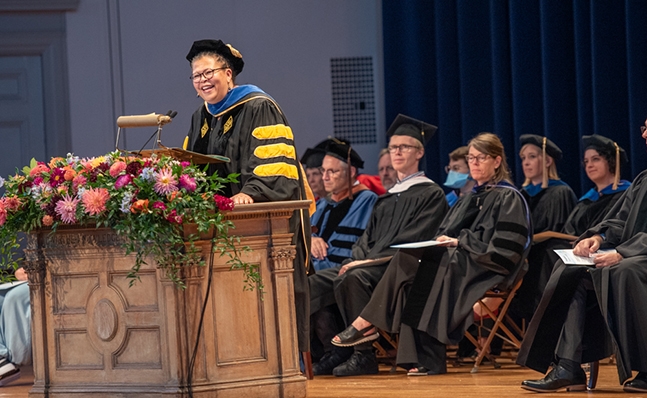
left=331, top=132, right=531, bottom=376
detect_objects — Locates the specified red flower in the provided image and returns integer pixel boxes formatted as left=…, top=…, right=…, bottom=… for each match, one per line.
left=166, top=209, right=183, bottom=224
left=49, top=168, right=66, bottom=187
left=214, top=195, right=234, bottom=211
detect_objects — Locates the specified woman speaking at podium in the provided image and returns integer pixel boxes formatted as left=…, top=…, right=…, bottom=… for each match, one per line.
left=182, top=39, right=312, bottom=354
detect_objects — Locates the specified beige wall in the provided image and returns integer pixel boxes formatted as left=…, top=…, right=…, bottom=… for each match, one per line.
left=65, top=0, right=385, bottom=173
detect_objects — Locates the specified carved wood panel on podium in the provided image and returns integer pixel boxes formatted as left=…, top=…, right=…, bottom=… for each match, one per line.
left=23, top=201, right=309, bottom=397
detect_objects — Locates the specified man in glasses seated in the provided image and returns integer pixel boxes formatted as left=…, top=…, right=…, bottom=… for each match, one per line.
left=309, top=114, right=448, bottom=376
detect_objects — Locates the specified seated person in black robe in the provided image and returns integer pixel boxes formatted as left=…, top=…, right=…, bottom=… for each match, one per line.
left=309, top=115, right=449, bottom=376
left=517, top=121, right=647, bottom=393
left=332, top=133, right=531, bottom=376
left=443, top=146, right=475, bottom=207
left=300, top=143, right=327, bottom=201
left=513, top=134, right=630, bottom=321
left=511, top=134, right=577, bottom=322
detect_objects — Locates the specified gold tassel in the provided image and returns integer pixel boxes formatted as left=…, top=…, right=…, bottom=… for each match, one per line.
left=541, top=137, right=548, bottom=189
left=347, top=146, right=353, bottom=200
left=613, top=142, right=620, bottom=190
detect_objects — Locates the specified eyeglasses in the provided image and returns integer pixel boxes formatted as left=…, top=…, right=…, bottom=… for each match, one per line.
left=190, top=67, right=228, bottom=82
left=444, top=165, right=465, bottom=174
left=466, top=154, right=491, bottom=164
left=388, top=144, right=420, bottom=153
left=319, top=168, right=344, bottom=177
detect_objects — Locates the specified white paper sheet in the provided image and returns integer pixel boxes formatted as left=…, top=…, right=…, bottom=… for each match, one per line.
left=391, top=240, right=449, bottom=249
left=553, top=249, right=617, bottom=265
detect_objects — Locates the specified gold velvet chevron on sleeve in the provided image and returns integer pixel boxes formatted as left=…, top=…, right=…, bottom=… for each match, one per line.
left=251, top=124, right=294, bottom=140
left=251, top=124, right=298, bottom=180
left=253, top=143, right=296, bottom=160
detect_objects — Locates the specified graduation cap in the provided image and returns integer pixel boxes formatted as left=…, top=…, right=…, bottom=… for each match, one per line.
left=300, top=148, right=326, bottom=169
left=324, top=141, right=364, bottom=169
left=386, top=114, right=438, bottom=147
left=519, top=134, right=563, bottom=188
left=582, top=134, right=628, bottom=190
left=186, top=39, right=245, bottom=76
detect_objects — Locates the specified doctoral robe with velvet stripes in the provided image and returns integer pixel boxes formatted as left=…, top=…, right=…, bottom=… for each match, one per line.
left=185, top=90, right=312, bottom=352
left=397, top=183, right=531, bottom=345
left=310, top=188, right=377, bottom=271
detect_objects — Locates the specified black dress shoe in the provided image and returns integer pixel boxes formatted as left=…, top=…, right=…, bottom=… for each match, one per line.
left=313, top=348, right=352, bottom=376
left=624, top=372, right=647, bottom=393
left=521, top=363, right=587, bottom=393
left=332, top=350, right=379, bottom=377
left=331, top=324, right=378, bottom=347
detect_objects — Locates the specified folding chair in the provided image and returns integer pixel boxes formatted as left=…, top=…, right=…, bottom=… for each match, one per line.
left=373, top=330, right=399, bottom=372
left=463, top=277, right=526, bottom=373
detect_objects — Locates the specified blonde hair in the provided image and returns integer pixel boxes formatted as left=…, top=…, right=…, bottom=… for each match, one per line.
left=519, top=143, right=559, bottom=187
left=467, top=133, right=512, bottom=185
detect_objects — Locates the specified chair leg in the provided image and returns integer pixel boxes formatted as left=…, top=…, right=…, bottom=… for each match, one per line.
left=302, top=351, right=314, bottom=380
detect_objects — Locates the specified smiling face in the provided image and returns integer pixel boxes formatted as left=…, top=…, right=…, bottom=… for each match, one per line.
left=583, top=148, right=612, bottom=186
left=191, top=55, right=232, bottom=104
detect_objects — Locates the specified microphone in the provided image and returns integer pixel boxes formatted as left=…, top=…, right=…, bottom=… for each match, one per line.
left=117, top=112, right=173, bottom=128
left=134, top=110, right=179, bottom=154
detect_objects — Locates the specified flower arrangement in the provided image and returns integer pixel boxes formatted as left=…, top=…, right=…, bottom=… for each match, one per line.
left=0, top=152, right=259, bottom=291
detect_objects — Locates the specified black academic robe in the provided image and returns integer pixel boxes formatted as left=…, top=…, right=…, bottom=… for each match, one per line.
left=186, top=94, right=312, bottom=352
left=513, top=189, right=627, bottom=320
left=518, top=170, right=647, bottom=384
left=309, top=178, right=449, bottom=323
left=523, top=184, right=577, bottom=235
left=395, top=184, right=531, bottom=345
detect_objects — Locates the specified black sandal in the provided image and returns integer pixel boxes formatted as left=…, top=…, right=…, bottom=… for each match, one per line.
left=407, top=366, right=434, bottom=376
left=331, top=325, right=378, bottom=347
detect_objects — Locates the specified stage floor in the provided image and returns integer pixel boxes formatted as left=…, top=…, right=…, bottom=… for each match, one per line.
left=1, top=361, right=640, bottom=397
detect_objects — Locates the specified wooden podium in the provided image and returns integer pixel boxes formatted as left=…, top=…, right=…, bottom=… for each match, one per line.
left=23, top=201, right=309, bottom=397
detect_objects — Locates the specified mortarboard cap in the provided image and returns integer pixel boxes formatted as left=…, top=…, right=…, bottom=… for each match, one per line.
left=581, top=134, right=628, bottom=164
left=324, top=140, right=364, bottom=169
left=186, top=39, right=245, bottom=76
left=519, top=134, right=563, bottom=161
left=582, top=134, right=628, bottom=190
left=386, top=114, right=438, bottom=146
left=300, top=148, right=326, bottom=169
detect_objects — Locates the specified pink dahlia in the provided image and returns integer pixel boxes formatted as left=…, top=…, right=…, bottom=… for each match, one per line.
left=153, top=168, right=178, bottom=195
left=55, top=194, right=80, bottom=224
left=0, top=202, right=6, bottom=226
left=72, top=174, right=87, bottom=190
left=82, top=187, right=109, bottom=216
left=178, top=174, right=197, bottom=192
left=109, top=161, right=127, bottom=177
left=3, top=196, right=21, bottom=212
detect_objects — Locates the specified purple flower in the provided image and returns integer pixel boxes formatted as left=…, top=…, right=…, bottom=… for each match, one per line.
left=115, top=174, right=133, bottom=189
left=179, top=174, right=197, bottom=192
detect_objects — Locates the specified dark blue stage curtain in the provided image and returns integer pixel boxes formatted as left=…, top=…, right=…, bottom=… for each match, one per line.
left=382, top=0, right=647, bottom=195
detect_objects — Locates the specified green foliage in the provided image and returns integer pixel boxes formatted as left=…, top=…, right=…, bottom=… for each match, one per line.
left=0, top=152, right=261, bottom=292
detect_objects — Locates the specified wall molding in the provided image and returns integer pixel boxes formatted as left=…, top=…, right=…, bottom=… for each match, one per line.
left=0, top=0, right=79, bottom=12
